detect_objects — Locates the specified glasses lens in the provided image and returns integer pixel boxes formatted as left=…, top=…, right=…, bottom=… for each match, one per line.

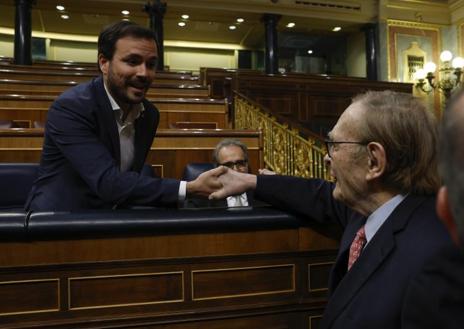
left=235, top=160, right=247, bottom=167
left=221, top=160, right=247, bottom=168
left=222, top=162, right=234, bottom=169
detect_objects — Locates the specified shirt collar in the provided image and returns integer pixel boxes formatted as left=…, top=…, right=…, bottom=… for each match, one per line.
left=364, top=194, right=406, bottom=244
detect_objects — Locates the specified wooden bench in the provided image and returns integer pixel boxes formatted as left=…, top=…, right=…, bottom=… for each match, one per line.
left=0, top=79, right=210, bottom=98
left=0, top=61, right=196, bottom=80
left=0, top=68, right=200, bottom=85
left=0, top=128, right=262, bottom=179
left=0, top=96, right=229, bottom=129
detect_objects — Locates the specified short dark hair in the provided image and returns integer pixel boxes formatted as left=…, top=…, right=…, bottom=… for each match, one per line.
left=98, top=21, right=156, bottom=62
left=440, top=88, right=464, bottom=243
left=213, top=139, right=249, bottom=165
left=353, top=90, right=440, bottom=195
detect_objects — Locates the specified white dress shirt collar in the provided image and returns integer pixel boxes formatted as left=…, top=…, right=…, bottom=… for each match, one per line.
left=227, top=193, right=249, bottom=207
left=103, top=83, right=144, bottom=172
left=364, top=194, right=407, bottom=245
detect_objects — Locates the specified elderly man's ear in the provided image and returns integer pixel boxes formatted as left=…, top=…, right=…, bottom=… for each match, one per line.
left=437, top=186, right=460, bottom=246
left=365, top=142, right=386, bottom=181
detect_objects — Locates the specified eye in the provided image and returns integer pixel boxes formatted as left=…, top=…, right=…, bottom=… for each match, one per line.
left=124, top=57, right=141, bottom=66
left=146, top=60, right=158, bottom=70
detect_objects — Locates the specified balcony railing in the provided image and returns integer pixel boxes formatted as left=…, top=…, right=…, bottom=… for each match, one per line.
left=234, top=94, right=330, bottom=180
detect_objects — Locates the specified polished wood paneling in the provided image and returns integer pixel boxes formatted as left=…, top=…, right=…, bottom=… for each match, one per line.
left=0, top=230, right=300, bottom=268
left=69, top=272, right=184, bottom=310
left=0, top=238, right=335, bottom=328
left=0, top=279, right=59, bottom=316
left=308, top=262, right=334, bottom=293
left=192, top=264, right=294, bottom=300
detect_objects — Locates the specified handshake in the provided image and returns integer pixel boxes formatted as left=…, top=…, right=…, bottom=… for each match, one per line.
left=185, top=166, right=275, bottom=200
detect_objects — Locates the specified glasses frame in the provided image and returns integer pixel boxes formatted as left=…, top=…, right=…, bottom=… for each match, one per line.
left=218, top=159, right=248, bottom=169
left=324, top=140, right=369, bottom=158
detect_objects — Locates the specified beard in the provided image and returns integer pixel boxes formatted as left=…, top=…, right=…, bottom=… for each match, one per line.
left=106, top=69, right=150, bottom=106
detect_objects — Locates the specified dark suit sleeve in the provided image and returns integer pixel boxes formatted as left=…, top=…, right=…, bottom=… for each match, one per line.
left=46, top=94, right=180, bottom=208
left=255, top=175, right=353, bottom=227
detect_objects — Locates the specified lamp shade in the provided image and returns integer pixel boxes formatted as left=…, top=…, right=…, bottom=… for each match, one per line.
left=424, top=62, right=437, bottom=73
left=414, top=68, right=427, bottom=80
left=452, top=56, right=464, bottom=69
left=440, top=50, right=453, bottom=62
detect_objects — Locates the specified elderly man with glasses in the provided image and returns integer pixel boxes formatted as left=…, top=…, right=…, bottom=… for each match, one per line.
left=210, top=90, right=452, bottom=329
left=184, top=139, right=264, bottom=208
left=213, top=139, right=254, bottom=207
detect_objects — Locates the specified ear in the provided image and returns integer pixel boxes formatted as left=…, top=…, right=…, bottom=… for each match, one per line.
left=437, top=186, right=460, bottom=246
left=365, top=142, right=386, bottom=181
left=98, top=54, right=109, bottom=75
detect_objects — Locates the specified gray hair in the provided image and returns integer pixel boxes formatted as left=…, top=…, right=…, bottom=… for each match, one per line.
left=213, top=139, right=248, bottom=165
left=352, top=90, right=440, bottom=195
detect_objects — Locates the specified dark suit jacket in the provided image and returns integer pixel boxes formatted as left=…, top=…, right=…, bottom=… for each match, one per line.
left=402, top=245, right=464, bottom=329
left=25, top=77, right=180, bottom=212
left=255, top=175, right=452, bottom=329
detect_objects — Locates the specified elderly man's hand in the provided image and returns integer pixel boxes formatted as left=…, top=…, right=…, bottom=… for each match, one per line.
left=209, top=167, right=257, bottom=200
left=186, top=166, right=227, bottom=197
left=258, top=168, right=276, bottom=175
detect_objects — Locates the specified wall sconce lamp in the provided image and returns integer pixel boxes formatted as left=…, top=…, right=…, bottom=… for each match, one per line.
left=415, top=50, right=464, bottom=99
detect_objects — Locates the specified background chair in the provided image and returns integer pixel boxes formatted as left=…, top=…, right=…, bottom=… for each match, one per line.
left=181, top=163, right=215, bottom=181
left=0, top=163, right=39, bottom=210
left=0, top=120, right=13, bottom=128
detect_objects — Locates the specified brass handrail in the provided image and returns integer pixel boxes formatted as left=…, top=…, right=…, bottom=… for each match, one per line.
left=235, top=95, right=330, bottom=180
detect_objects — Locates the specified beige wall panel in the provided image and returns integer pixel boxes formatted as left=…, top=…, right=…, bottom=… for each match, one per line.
left=165, top=47, right=235, bottom=71
left=0, top=34, right=13, bottom=57
left=346, top=32, right=366, bottom=78
left=49, top=39, right=97, bottom=62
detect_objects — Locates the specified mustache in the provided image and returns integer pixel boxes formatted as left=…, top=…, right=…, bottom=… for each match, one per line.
left=128, top=77, right=151, bottom=89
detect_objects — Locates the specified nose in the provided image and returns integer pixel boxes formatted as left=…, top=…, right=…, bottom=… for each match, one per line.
left=136, top=63, right=147, bottom=77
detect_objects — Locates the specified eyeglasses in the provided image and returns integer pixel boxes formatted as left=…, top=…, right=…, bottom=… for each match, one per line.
left=219, top=159, right=248, bottom=169
left=324, top=140, right=369, bottom=158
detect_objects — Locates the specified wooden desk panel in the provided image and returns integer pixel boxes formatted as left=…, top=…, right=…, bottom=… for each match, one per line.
left=0, top=206, right=338, bottom=328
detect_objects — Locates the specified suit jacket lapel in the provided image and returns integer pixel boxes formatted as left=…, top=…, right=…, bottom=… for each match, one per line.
left=320, top=195, right=425, bottom=329
left=327, top=214, right=366, bottom=291
left=93, top=77, right=121, bottom=165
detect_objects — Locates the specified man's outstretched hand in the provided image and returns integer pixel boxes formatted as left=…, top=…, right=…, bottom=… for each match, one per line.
left=209, top=167, right=257, bottom=200
left=186, top=166, right=227, bottom=197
